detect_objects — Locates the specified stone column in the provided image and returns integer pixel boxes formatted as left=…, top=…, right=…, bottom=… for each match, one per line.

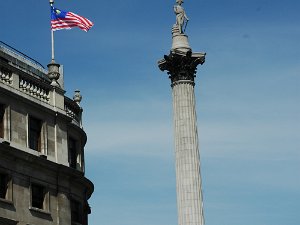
left=158, top=50, right=206, bottom=225
left=173, top=80, right=204, bottom=225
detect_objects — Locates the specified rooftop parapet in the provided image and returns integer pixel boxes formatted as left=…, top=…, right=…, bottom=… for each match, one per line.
left=0, top=41, right=83, bottom=128
left=0, top=41, right=49, bottom=81
left=65, top=95, right=83, bottom=127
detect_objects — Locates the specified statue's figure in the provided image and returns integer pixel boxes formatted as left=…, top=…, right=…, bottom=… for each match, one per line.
left=174, top=0, right=189, bottom=34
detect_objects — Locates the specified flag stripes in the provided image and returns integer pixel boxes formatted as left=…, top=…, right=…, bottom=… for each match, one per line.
left=51, top=7, right=93, bottom=32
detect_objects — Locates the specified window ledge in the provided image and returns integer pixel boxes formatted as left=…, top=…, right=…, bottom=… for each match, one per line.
left=0, top=198, right=14, bottom=206
left=0, top=216, right=18, bottom=225
left=29, top=207, right=51, bottom=216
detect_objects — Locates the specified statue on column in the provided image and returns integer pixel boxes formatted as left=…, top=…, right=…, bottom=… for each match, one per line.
left=174, top=0, right=189, bottom=34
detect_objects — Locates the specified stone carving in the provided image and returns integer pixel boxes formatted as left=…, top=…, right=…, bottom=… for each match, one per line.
left=158, top=51, right=205, bottom=83
left=47, top=62, right=60, bottom=87
left=174, top=0, right=189, bottom=34
left=73, top=90, right=82, bottom=106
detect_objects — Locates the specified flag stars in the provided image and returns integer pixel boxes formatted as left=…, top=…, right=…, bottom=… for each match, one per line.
left=55, top=9, right=61, bottom=15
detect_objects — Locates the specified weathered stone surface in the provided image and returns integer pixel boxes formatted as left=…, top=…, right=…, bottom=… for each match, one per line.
left=10, top=109, right=27, bottom=146
left=47, top=124, right=55, bottom=157
left=0, top=41, right=93, bottom=225
left=172, top=81, right=204, bottom=225
left=0, top=143, right=93, bottom=225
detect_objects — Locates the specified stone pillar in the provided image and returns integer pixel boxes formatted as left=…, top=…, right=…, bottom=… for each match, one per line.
left=173, top=80, right=204, bottom=225
left=158, top=50, right=206, bottom=225
left=57, top=191, right=71, bottom=225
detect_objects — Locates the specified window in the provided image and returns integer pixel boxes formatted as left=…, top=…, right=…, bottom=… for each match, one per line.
left=30, top=182, right=49, bottom=212
left=71, top=199, right=83, bottom=224
left=0, top=173, right=12, bottom=202
left=0, top=104, right=5, bottom=138
left=69, top=137, right=77, bottom=169
left=31, top=183, right=45, bottom=209
left=29, top=117, right=42, bottom=151
left=0, top=173, right=8, bottom=199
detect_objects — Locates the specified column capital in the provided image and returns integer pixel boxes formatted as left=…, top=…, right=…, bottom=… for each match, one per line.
left=158, top=50, right=206, bottom=84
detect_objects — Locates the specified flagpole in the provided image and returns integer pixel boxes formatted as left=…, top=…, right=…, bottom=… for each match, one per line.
left=50, top=0, right=55, bottom=62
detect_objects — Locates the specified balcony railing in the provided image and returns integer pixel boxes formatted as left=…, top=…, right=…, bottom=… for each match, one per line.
left=19, top=77, right=50, bottom=102
left=65, top=97, right=82, bottom=126
left=0, top=68, right=12, bottom=84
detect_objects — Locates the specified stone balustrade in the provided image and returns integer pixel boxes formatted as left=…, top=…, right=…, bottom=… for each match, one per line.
left=65, top=97, right=82, bottom=125
left=0, top=68, right=12, bottom=84
left=19, top=77, right=50, bottom=102
left=1, top=69, right=82, bottom=126
left=1, top=41, right=83, bottom=129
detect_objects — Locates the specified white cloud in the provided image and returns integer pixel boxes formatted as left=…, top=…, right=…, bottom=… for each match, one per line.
left=85, top=120, right=173, bottom=156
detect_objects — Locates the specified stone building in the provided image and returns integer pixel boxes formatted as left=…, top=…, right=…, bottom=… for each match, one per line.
left=0, top=41, right=93, bottom=225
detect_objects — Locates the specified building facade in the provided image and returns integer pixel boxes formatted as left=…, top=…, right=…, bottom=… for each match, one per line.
left=0, top=41, right=93, bottom=225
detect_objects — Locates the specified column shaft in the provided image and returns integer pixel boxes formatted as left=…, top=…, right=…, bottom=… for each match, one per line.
left=172, top=80, right=204, bottom=225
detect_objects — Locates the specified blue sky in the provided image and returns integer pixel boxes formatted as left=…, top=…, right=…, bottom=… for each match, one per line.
left=1, top=0, right=300, bottom=225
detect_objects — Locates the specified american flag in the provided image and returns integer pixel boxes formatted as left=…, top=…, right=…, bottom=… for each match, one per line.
left=51, top=7, right=93, bottom=32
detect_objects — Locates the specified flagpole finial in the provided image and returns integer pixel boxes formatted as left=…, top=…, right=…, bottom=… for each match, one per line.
left=50, top=0, right=54, bottom=5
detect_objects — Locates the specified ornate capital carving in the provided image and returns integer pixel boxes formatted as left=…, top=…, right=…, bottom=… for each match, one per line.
left=158, top=50, right=205, bottom=84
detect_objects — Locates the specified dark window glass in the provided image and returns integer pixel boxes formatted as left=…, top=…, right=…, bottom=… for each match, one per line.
left=71, top=200, right=82, bottom=224
left=0, top=104, right=5, bottom=138
left=0, top=173, right=8, bottom=199
left=31, top=183, right=44, bottom=209
left=29, top=117, right=42, bottom=151
left=69, top=137, right=77, bottom=169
